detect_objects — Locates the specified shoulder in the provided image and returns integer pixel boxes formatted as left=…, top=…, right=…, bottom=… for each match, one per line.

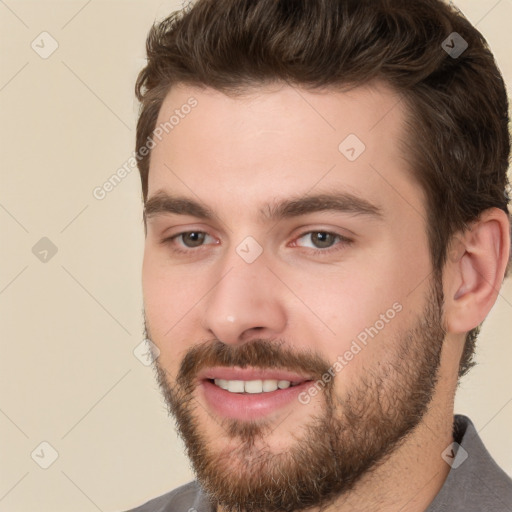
left=123, top=481, right=213, bottom=512
left=427, top=415, right=512, bottom=512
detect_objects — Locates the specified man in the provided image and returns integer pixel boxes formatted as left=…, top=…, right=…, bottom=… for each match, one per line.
left=127, top=0, right=512, bottom=510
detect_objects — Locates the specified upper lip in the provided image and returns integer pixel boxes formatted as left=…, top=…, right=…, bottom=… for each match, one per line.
left=197, top=366, right=314, bottom=383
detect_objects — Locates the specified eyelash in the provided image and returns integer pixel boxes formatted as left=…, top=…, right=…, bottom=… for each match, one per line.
left=160, top=230, right=353, bottom=256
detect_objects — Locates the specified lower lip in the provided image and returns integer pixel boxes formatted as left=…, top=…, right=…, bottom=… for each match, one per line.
left=199, top=380, right=313, bottom=421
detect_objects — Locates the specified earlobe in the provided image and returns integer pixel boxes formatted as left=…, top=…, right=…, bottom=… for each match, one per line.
left=445, top=208, right=510, bottom=334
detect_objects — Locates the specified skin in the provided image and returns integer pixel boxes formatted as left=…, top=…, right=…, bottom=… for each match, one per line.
left=141, top=82, right=510, bottom=511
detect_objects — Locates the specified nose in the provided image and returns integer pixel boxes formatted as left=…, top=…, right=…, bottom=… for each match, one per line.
left=201, top=251, right=288, bottom=345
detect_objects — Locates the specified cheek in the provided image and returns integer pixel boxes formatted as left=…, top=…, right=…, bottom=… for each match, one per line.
left=292, top=258, right=420, bottom=365
left=324, top=282, right=430, bottom=388
left=142, top=250, right=203, bottom=369
left=143, top=247, right=201, bottom=319
left=142, top=250, right=170, bottom=336
left=287, top=257, right=408, bottom=335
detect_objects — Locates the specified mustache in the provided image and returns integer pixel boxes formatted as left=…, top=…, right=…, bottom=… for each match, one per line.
left=176, top=338, right=332, bottom=391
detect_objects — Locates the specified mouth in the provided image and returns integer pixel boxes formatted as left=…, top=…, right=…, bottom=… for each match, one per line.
left=209, top=378, right=304, bottom=393
left=197, top=367, right=315, bottom=421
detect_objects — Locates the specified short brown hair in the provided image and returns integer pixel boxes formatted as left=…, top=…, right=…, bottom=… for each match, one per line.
left=135, top=0, right=511, bottom=377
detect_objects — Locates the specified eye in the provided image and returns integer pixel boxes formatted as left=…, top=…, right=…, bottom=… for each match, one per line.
left=161, top=231, right=217, bottom=252
left=160, top=229, right=351, bottom=256
left=177, top=231, right=209, bottom=248
left=293, top=231, right=352, bottom=253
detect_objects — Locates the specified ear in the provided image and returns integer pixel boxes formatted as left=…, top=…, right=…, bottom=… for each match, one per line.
left=444, top=208, right=511, bottom=334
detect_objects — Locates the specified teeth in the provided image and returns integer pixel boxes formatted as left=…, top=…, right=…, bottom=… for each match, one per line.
left=214, top=379, right=229, bottom=390
left=262, top=379, right=279, bottom=392
left=244, top=380, right=263, bottom=393
left=227, top=380, right=244, bottom=393
left=213, top=379, right=294, bottom=393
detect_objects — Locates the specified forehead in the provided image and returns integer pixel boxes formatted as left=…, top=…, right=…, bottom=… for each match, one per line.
left=148, top=82, right=425, bottom=222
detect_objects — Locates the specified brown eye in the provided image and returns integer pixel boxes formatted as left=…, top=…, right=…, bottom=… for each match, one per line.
left=292, top=230, right=353, bottom=254
left=297, top=231, right=339, bottom=249
left=180, top=232, right=207, bottom=248
left=309, top=232, right=337, bottom=249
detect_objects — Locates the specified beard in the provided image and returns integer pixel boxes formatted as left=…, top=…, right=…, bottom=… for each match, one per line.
left=148, top=275, right=446, bottom=512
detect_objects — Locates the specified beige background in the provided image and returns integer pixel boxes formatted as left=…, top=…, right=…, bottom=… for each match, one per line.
left=0, top=1, right=511, bottom=511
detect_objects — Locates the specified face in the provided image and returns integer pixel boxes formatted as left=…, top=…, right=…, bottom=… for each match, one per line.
left=142, top=83, right=447, bottom=511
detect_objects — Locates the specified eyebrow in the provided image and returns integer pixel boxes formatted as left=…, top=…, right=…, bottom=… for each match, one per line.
left=144, top=190, right=383, bottom=223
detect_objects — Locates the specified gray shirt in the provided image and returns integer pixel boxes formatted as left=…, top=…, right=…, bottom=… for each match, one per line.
left=125, top=415, right=512, bottom=511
